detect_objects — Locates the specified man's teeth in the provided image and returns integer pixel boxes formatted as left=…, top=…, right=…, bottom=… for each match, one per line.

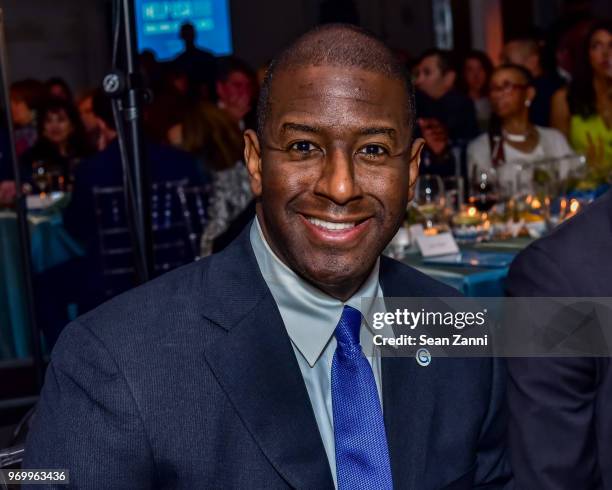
left=307, top=217, right=356, bottom=230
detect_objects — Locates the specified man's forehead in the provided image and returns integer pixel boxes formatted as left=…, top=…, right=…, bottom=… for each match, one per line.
left=268, top=65, right=407, bottom=119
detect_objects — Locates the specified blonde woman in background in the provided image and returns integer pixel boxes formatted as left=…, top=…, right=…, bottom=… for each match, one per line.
left=168, top=102, right=252, bottom=256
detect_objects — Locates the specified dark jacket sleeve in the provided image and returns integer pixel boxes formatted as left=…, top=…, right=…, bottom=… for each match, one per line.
left=505, top=246, right=600, bottom=490
left=23, top=321, right=155, bottom=489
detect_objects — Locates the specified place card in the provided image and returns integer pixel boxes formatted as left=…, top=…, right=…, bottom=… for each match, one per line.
left=408, top=224, right=425, bottom=241
left=415, top=232, right=460, bottom=257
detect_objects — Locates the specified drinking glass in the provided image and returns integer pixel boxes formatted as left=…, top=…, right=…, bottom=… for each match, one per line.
left=469, top=167, right=499, bottom=212
left=32, top=161, right=51, bottom=196
left=415, top=174, right=445, bottom=228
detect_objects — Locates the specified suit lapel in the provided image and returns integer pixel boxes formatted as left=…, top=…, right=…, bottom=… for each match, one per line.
left=200, top=227, right=335, bottom=489
left=380, top=256, right=436, bottom=489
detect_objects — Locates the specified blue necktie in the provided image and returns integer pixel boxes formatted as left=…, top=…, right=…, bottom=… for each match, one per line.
left=331, top=305, right=393, bottom=489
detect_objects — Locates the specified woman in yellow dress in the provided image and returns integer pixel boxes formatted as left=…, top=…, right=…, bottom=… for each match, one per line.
left=551, top=21, right=612, bottom=177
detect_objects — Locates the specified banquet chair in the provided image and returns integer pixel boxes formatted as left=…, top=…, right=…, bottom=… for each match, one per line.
left=93, top=180, right=194, bottom=298
left=176, top=185, right=211, bottom=260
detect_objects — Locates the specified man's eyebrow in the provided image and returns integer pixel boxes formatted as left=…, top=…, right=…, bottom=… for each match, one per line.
left=358, top=127, right=397, bottom=139
left=280, top=122, right=321, bottom=134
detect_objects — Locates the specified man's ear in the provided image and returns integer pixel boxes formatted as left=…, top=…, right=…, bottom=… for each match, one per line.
left=244, top=129, right=263, bottom=197
left=407, top=137, right=425, bottom=201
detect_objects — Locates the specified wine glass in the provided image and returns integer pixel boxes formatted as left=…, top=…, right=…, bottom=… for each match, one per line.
left=32, top=160, right=51, bottom=197
left=415, top=174, right=445, bottom=228
left=469, top=167, right=499, bottom=212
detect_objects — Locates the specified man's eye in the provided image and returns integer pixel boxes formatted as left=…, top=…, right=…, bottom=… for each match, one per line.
left=359, top=144, right=387, bottom=158
left=290, top=141, right=316, bottom=153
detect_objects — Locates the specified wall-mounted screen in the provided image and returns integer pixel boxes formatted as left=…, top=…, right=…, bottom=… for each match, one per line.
left=134, top=0, right=233, bottom=60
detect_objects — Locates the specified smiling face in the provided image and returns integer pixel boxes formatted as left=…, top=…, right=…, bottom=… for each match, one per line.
left=245, top=65, right=422, bottom=300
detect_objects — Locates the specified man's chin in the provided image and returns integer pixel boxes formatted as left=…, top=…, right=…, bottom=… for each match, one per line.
left=297, top=258, right=376, bottom=297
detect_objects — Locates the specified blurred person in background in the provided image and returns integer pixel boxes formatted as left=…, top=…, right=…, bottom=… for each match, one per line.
left=468, top=64, right=574, bottom=195
left=62, top=91, right=203, bottom=312
left=216, top=56, right=257, bottom=131
left=139, top=49, right=163, bottom=92
left=144, top=65, right=192, bottom=143
left=9, top=79, right=44, bottom=157
left=459, top=50, right=494, bottom=131
left=21, top=97, right=92, bottom=190
left=45, top=77, right=74, bottom=102
left=552, top=15, right=596, bottom=84
left=173, top=22, right=217, bottom=100
left=76, top=89, right=101, bottom=149
left=502, top=37, right=565, bottom=127
left=551, top=20, right=612, bottom=174
left=413, top=48, right=479, bottom=178
left=167, top=102, right=252, bottom=255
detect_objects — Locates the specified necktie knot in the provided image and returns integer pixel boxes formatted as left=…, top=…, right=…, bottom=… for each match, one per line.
left=334, top=305, right=363, bottom=355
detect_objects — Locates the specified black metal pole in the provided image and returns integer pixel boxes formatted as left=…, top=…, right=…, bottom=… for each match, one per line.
left=0, top=9, right=44, bottom=387
left=105, top=0, right=153, bottom=283
left=122, top=0, right=153, bottom=282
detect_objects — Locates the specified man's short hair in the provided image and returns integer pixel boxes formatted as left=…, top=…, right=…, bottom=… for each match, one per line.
left=416, top=48, right=457, bottom=75
left=256, top=23, right=415, bottom=139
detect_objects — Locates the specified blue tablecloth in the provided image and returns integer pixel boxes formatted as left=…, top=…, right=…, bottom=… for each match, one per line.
left=401, top=238, right=532, bottom=297
left=0, top=211, right=83, bottom=359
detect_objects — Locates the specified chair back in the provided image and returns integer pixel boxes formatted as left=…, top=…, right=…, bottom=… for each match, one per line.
left=92, top=179, right=193, bottom=298
left=176, top=185, right=211, bottom=260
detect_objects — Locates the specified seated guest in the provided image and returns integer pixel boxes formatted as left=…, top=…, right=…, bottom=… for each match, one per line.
left=502, top=37, right=565, bottom=126
left=468, top=64, right=575, bottom=196
left=167, top=102, right=252, bottom=255
left=24, top=25, right=511, bottom=488
left=9, top=79, right=44, bottom=157
left=62, top=91, right=203, bottom=308
left=459, top=50, right=494, bottom=131
left=413, top=49, right=479, bottom=177
left=76, top=89, right=101, bottom=149
left=21, top=97, right=91, bottom=190
left=551, top=21, right=612, bottom=173
left=215, top=56, right=257, bottom=130
left=45, top=77, right=74, bottom=102
left=506, top=189, right=612, bottom=489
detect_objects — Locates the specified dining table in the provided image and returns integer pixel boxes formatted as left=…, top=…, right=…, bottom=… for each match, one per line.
left=400, top=237, right=532, bottom=297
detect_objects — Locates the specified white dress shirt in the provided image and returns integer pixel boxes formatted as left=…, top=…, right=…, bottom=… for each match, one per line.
left=249, top=218, right=390, bottom=487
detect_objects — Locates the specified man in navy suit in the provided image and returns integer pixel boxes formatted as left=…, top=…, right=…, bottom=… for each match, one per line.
left=506, top=190, right=612, bottom=489
left=24, top=25, right=511, bottom=489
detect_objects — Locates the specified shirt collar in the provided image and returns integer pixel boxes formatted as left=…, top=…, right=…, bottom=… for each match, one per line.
left=250, top=217, right=385, bottom=367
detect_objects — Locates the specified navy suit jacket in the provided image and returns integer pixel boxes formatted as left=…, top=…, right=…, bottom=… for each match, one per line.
left=506, top=190, right=612, bottom=489
left=24, top=225, right=511, bottom=489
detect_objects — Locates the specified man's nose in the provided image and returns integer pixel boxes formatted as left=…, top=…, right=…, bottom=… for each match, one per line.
left=314, top=147, right=360, bottom=205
